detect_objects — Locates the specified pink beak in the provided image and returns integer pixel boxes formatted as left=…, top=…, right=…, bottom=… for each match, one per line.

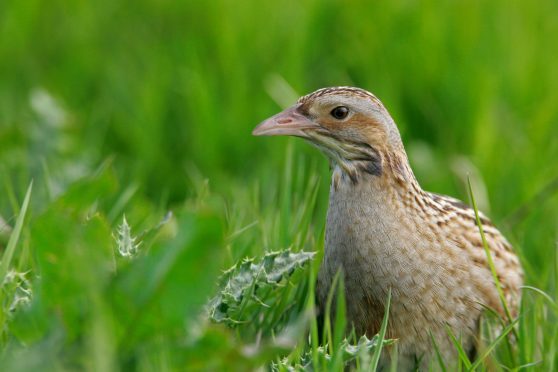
left=252, top=105, right=321, bottom=137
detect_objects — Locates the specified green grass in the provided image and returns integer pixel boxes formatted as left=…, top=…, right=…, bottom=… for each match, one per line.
left=1, top=0, right=557, bottom=370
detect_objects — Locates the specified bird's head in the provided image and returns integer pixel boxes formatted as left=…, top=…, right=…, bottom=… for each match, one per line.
left=253, top=87, right=410, bottom=183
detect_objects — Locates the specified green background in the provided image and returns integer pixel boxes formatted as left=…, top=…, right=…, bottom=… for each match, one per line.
left=1, top=0, right=557, bottom=369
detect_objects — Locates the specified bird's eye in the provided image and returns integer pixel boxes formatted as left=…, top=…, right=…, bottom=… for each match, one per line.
left=330, top=106, right=349, bottom=120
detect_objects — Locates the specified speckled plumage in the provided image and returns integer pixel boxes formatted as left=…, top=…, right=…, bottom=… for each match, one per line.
left=253, top=87, right=523, bottom=369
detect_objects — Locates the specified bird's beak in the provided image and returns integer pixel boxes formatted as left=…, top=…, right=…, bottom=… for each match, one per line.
left=252, top=105, right=320, bottom=137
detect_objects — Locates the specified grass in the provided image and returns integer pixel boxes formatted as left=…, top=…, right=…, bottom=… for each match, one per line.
left=0, top=0, right=557, bottom=370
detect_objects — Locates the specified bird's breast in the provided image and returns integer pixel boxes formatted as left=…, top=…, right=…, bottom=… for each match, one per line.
left=318, top=173, right=413, bottom=332
left=316, top=170, right=483, bottom=345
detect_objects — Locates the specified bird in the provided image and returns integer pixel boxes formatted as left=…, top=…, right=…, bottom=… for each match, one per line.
left=252, top=86, right=523, bottom=369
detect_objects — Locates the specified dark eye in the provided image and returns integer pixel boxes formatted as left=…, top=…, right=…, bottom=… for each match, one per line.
left=330, top=106, right=349, bottom=120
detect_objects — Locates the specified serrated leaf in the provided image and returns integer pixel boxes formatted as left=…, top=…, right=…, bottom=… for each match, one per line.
left=208, top=249, right=315, bottom=328
left=272, top=335, right=395, bottom=371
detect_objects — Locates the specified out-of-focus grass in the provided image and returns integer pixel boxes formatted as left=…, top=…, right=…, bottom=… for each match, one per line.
left=0, top=0, right=557, bottom=370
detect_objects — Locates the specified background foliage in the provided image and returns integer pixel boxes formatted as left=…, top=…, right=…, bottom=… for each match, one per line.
left=0, top=0, right=557, bottom=370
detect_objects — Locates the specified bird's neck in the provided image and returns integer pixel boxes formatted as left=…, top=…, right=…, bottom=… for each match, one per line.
left=330, top=149, right=422, bottom=200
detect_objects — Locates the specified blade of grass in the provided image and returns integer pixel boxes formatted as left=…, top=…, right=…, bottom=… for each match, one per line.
left=330, top=274, right=347, bottom=370
left=369, top=288, right=391, bottom=371
left=388, top=342, right=398, bottom=372
left=307, top=262, right=320, bottom=370
left=517, top=296, right=530, bottom=368
left=520, top=285, right=558, bottom=311
left=469, top=318, right=519, bottom=370
left=445, top=325, right=472, bottom=370
left=40, top=157, right=54, bottom=201
left=477, top=302, right=516, bottom=365
left=0, top=181, right=32, bottom=285
left=429, top=330, right=448, bottom=372
left=470, top=188, right=520, bottom=365
left=467, top=178, right=516, bottom=331
left=549, top=327, right=557, bottom=372
left=555, top=242, right=557, bottom=309
left=280, top=140, right=293, bottom=248
left=508, top=360, right=542, bottom=370
left=323, top=270, right=342, bottom=353
left=1, top=168, right=20, bottom=215
left=294, top=173, right=320, bottom=250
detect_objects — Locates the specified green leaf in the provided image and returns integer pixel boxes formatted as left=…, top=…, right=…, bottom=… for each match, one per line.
left=208, top=249, right=315, bottom=326
left=370, top=288, right=391, bottom=371
left=467, top=177, right=515, bottom=323
left=445, top=325, right=472, bottom=370
left=469, top=318, right=519, bottom=370
left=113, top=208, right=224, bottom=346
left=272, top=335, right=395, bottom=370
left=0, top=181, right=32, bottom=286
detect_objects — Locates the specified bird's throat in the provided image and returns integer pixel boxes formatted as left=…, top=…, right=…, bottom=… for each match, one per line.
left=330, top=148, right=417, bottom=195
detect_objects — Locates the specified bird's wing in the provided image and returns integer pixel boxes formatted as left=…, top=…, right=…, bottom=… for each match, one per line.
left=426, top=192, right=523, bottom=315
